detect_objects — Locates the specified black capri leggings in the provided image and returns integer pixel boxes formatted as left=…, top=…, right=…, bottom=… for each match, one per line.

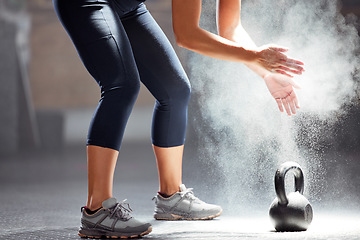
left=53, top=0, right=191, bottom=150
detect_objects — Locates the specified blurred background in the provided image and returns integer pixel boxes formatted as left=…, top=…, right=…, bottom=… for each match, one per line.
left=0, top=0, right=360, bottom=238
left=1, top=0, right=359, bottom=150
left=0, top=0, right=358, bottom=153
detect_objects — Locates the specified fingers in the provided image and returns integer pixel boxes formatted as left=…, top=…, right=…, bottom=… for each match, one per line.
left=274, top=57, right=305, bottom=76
left=275, top=70, right=293, bottom=78
left=265, top=59, right=304, bottom=78
left=290, top=91, right=300, bottom=109
left=269, top=46, right=289, bottom=53
left=263, top=46, right=305, bottom=76
left=281, top=60, right=305, bottom=73
left=276, top=98, right=284, bottom=113
left=268, top=47, right=303, bottom=66
left=275, top=91, right=300, bottom=116
left=277, top=65, right=304, bottom=76
left=282, top=57, right=304, bottom=66
left=281, top=98, right=291, bottom=116
left=279, top=97, right=295, bottom=116
left=286, top=95, right=297, bottom=115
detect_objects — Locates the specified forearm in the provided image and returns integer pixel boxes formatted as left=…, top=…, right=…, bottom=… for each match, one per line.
left=173, top=0, right=301, bottom=77
left=175, top=24, right=258, bottom=63
left=172, top=0, right=258, bottom=64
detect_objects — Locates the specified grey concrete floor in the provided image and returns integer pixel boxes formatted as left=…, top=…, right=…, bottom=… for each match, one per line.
left=1, top=142, right=360, bottom=240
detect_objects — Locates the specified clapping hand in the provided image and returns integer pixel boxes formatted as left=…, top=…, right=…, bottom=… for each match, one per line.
left=256, top=45, right=305, bottom=78
left=264, top=73, right=301, bottom=116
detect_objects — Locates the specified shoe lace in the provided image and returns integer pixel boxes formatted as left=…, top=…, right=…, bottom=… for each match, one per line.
left=179, top=187, right=199, bottom=202
left=109, top=199, right=133, bottom=221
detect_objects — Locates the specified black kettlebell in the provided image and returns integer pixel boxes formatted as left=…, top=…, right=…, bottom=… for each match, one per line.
left=269, top=161, right=313, bottom=231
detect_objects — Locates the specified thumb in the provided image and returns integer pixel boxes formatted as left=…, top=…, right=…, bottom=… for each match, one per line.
left=287, top=77, right=302, bottom=89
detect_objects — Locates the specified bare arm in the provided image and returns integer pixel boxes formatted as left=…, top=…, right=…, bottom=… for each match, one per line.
left=172, top=0, right=258, bottom=63
left=172, top=0, right=304, bottom=77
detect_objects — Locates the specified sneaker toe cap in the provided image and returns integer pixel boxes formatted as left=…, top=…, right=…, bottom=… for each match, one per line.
left=206, top=204, right=223, bottom=215
left=191, top=203, right=222, bottom=218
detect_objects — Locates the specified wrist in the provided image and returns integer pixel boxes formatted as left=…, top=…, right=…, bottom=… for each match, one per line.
left=243, top=60, right=271, bottom=79
left=242, top=48, right=259, bottom=64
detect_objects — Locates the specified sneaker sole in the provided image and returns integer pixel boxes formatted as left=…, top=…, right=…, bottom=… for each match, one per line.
left=154, top=210, right=222, bottom=220
left=78, top=226, right=152, bottom=239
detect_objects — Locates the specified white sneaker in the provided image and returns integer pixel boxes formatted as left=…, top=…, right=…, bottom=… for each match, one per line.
left=153, top=184, right=222, bottom=220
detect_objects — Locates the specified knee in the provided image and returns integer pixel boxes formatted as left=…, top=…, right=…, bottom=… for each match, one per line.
left=161, top=79, right=191, bottom=109
left=175, top=80, right=191, bottom=102
left=101, top=82, right=140, bottom=104
left=172, top=76, right=191, bottom=104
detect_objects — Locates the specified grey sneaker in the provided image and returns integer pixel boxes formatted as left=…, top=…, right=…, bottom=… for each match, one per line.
left=78, top=197, right=152, bottom=238
left=153, top=184, right=222, bottom=220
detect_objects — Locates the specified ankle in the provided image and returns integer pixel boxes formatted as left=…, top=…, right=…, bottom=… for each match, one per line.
left=158, top=191, right=175, bottom=198
left=87, top=203, right=102, bottom=211
left=159, top=186, right=180, bottom=196
left=87, top=196, right=111, bottom=210
left=84, top=206, right=102, bottom=214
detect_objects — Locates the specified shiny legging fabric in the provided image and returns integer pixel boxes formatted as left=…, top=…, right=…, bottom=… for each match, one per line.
left=53, top=0, right=191, bottom=150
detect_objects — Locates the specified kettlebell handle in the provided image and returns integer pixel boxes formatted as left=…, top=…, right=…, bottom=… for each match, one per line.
left=275, top=161, right=304, bottom=205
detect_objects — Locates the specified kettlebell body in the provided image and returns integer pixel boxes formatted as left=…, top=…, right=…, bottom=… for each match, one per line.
left=269, top=162, right=313, bottom=231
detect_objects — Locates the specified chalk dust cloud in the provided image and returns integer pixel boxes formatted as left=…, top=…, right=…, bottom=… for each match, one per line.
left=184, top=0, right=360, bottom=214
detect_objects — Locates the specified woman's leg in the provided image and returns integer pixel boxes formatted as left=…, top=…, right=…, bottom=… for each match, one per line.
left=153, top=145, right=184, bottom=195
left=119, top=5, right=222, bottom=220
left=119, top=5, right=191, bottom=195
left=53, top=1, right=152, bottom=237
left=86, top=145, right=118, bottom=210
left=53, top=0, right=140, bottom=208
